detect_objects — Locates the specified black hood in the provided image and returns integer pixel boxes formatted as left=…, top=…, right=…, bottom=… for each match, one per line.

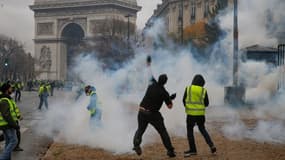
left=158, top=74, right=168, bottom=86
left=191, top=74, right=205, bottom=87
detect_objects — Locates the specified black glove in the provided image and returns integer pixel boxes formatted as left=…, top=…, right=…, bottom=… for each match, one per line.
left=170, top=93, right=176, bottom=100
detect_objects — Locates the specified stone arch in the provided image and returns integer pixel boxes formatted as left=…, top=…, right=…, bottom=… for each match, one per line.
left=60, top=23, right=85, bottom=80
left=30, top=0, right=141, bottom=80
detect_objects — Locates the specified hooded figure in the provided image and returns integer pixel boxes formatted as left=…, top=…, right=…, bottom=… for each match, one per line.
left=158, top=74, right=168, bottom=86
left=182, top=74, right=216, bottom=157
left=133, top=74, right=176, bottom=158
left=191, top=74, right=205, bottom=86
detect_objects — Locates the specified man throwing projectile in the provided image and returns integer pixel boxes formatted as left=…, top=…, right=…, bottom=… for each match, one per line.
left=133, top=74, right=177, bottom=158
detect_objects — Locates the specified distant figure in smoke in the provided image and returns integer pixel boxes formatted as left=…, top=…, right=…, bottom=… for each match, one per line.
left=183, top=74, right=216, bottom=157
left=133, top=74, right=177, bottom=158
left=85, top=85, right=102, bottom=130
left=14, top=81, right=22, bottom=102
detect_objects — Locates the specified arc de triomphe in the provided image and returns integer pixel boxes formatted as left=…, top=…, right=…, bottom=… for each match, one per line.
left=30, top=0, right=141, bottom=80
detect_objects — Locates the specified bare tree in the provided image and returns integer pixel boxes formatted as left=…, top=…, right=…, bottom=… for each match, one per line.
left=76, top=18, right=136, bottom=70
left=0, top=35, right=35, bottom=81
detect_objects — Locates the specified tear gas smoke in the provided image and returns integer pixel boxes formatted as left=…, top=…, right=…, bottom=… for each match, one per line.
left=35, top=0, right=285, bottom=153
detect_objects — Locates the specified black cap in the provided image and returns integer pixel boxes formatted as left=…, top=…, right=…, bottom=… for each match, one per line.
left=85, top=85, right=91, bottom=93
left=1, top=83, right=11, bottom=93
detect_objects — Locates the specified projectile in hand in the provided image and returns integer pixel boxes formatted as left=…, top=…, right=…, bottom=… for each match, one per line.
left=146, top=55, right=151, bottom=66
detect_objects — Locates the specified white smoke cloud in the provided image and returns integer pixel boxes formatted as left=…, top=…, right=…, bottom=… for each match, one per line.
left=34, top=0, right=285, bottom=154
left=217, top=0, right=285, bottom=145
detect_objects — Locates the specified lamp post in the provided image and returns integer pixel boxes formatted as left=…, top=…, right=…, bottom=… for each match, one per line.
left=3, top=44, right=9, bottom=81
left=179, top=0, right=184, bottom=44
left=224, top=0, right=245, bottom=106
left=233, top=0, right=239, bottom=86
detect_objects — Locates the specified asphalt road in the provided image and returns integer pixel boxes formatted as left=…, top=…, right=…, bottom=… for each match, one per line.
left=0, top=90, right=66, bottom=160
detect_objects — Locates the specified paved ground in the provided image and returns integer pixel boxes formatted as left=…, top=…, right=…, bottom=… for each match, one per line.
left=0, top=90, right=65, bottom=160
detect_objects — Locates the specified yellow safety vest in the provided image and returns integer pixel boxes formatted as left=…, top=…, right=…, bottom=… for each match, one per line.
left=89, top=91, right=96, bottom=115
left=39, top=85, right=48, bottom=95
left=185, top=85, right=206, bottom=116
left=38, top=85, right=44, bottom=95
left=0, top=98, right=18, bottom=126
left=11, top=100, right=21, bottom=119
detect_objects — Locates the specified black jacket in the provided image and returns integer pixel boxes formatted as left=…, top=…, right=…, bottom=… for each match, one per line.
left=140, top=81, right=172, bottom=112
left=0, top=94, right=18, bottom=130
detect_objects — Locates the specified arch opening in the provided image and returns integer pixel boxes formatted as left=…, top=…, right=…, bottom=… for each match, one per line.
left=61, top=23, right=85, bottom=81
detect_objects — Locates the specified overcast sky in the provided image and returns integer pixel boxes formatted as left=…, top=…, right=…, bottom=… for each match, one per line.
left=0, top=0, right=161, bottom=55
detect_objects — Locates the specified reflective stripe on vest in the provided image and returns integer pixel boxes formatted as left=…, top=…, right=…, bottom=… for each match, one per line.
left=90, top=91, right=96, bottom=96
left=89, top=91, right=96, bottom=115
left=185, top=85, right=206, bottom=116
left=11, top=100, right=20, bottom=118
left=0, top=98, right=18, bottom=126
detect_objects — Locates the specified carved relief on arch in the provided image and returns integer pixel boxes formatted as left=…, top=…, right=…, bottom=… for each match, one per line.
left=37, top=22, right=54, bottom=35
left=39, top=45, right=52, bottom=71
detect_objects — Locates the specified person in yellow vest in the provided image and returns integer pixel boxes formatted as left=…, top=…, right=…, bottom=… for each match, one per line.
left=183, top=74, right=216, bottom=157
left=0, top=83, right=20, bottom=159
left=11, top=94, right=23, bottom=152
left=15, top=81, right=23, bottom=102
left=38, top=83, right=49, bottom=110
left=85, top=85, right=102, bottom=130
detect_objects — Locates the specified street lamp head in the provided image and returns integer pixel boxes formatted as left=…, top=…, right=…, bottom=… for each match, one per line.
left=4, top=58, right=8, bottom=67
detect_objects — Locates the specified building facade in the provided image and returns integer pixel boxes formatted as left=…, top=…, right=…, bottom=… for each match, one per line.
left=145, top=0, right=232, bottom=45
left=30, top=0, right=141, bottom=80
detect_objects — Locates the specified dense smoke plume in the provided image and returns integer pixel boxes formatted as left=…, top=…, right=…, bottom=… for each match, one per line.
left=35, top=0, right=285, bottom=153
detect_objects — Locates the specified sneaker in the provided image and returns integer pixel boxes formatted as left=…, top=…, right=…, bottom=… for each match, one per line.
left=167, top=150, right=176, bottom=158
left=184, top=150, right=197, bottom=157
left=132, top=146, right=142, bottom=156
left=210, top=146, right=217, bottom=154
left=13, top=147, right=24, bottom=152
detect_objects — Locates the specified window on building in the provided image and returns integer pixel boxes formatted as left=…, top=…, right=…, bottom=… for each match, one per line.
left=204, top=0, right=209, bottom=18
left=178, top=3, right=183, bottom=23
left=166, top=16, right=170, bottom=32
left=191, top=0, right=196, bottom=23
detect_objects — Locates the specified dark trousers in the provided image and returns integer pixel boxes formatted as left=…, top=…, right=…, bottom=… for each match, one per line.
left=38, top=96, right=48, bottom=109
left=15, top=121, right=21, bottom=148
left=186, top=115, right=214, bottom=152
left=50, top=88, right=54, bottom=96
left=0, top=131, right=19, bottom=146
left=15, top=90, right=21, bottom=102
left=0, top=128, right=18, bottom=160
left=133, top=111, right=174, bottom=152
